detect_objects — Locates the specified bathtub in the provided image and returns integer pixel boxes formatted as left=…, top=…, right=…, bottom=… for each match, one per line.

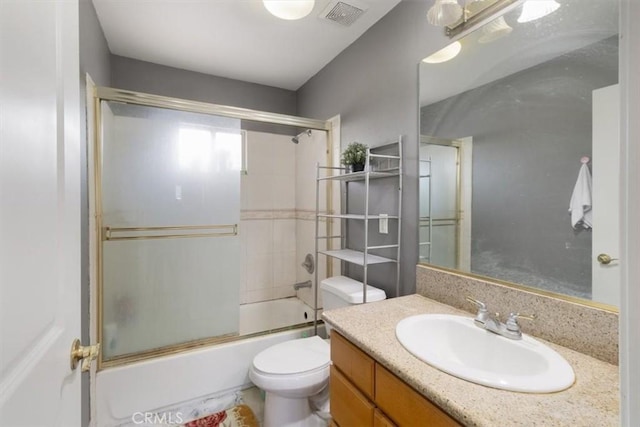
left=95, top=297, right=318, bottom=426
left=239, top=297, right=314, bottom=335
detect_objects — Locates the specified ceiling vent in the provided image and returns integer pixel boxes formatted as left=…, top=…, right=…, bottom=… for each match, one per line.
left=320, top=1, right=368, bottom=27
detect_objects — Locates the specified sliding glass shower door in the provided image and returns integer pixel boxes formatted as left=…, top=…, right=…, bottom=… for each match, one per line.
left=419, top=140, right=460, bottom=269
left=99, top=101, right=242, bottom=362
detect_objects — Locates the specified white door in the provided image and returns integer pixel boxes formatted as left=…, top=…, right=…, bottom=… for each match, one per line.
left=592, top=84, right=620, bottom=307
left=0, top=1, right=82, bottom=425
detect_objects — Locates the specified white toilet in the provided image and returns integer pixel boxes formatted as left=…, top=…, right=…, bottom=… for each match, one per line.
left=249, top=276, right=386, bottom=427
left=320, top=275, right=387, bottom=337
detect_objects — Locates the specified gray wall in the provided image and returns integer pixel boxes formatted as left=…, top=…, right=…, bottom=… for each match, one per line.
left=110, top=55, right=298, bottom=135
left=79, top=0, right=111, bottom=425
left=420, top=37, right=618, bottom=298
left=297, top=1, right=448, bottom=296
left=111, top=55, right=297, bottom=114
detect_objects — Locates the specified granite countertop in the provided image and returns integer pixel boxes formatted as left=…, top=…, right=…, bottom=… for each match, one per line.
left=322, top=294, right=619, bottom=427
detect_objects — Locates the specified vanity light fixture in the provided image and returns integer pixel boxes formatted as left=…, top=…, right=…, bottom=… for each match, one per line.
left=422, top=41, right=462, bottom=64
left=435, top=0, right=521, bottom=39
left=263, top=0, right=315, bottom=20
left=517, top=0, right=560, bottom=23
left=427, top=0, right=464, bottom=27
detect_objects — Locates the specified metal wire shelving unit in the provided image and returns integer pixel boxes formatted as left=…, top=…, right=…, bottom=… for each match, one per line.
left=313, top=137, right=403, bottom=329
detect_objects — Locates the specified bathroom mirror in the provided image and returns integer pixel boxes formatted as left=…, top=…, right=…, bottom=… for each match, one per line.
left=418, top=0, right=619, bottom=308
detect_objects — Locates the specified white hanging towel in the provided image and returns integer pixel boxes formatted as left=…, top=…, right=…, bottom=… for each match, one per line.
left=569, top=163, right=593, bottom=229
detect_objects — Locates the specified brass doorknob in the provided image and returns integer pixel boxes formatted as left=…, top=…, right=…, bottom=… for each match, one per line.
left=70, top=339, right=100, bottom=372
left=597, top=253, right=618, bottom=265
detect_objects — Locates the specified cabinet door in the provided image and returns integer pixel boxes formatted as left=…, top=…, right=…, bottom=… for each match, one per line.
left=331, top=365, right=375, bottom=427
left=375, top=364, right=461, bottom=427
left=331, top=331, right=375, bottom=399
left=374, top=409, right=397, bottom=427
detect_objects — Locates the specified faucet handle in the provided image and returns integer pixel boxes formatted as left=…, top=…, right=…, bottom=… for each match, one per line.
left=505, top=312, right=536, bottom=332
left=465, top=296, right=489, bottom=324
left=465, top=296, right=487, bottom=311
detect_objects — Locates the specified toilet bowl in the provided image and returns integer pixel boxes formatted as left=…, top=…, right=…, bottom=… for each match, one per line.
left=249, top=336, right=330, bottom=427
left=249, top=276, right=386, bottom=427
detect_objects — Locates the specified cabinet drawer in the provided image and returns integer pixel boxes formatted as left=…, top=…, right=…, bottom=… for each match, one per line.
left=331, top=365, right=375, bottom=427
left=375, top=364, right=461, bottom=427
left=331, top=331, right=375, bottom=399
left=374, top=409, right=397, bottom=427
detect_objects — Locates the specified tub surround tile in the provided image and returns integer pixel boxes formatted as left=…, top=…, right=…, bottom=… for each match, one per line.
left=240, top=129, right=332, bottom=308
left=271, top=175, right=296, bottom=209
left=273, top=220, right=296, bottom=253
left=246, top=254, right=273, bottom=291
left=244, top=288, right=273, bottom=304
left=323, top=295, right=619, bottom=427
left=273, top=251, right=297, bottom=286
left=244, top=221, right=273, bottom=256
left=272, top=284, right=296, bottom=300
left=416, top=265, right=618, bottom=365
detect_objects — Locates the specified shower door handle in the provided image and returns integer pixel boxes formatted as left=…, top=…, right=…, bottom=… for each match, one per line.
left=70, top=339, right=101, bottom=372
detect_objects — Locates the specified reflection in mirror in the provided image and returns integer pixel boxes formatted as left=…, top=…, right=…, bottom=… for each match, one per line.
left=418, top=0, right=619, bottom=308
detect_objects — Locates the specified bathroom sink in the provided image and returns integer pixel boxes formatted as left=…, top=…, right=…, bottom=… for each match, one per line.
left=395, top=314, right=575, bottom=393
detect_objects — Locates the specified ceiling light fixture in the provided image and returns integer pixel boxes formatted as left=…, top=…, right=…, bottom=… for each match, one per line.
left=263, top=0, right=315, bottom=20
left=422, top=41, right=462, bottom=64
left=427, top=0, right=463, bottom=27
left=517, top=0, right=560, bottom=23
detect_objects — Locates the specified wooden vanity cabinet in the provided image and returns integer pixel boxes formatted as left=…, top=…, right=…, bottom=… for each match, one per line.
left=330, top=331, right=461, bottom=427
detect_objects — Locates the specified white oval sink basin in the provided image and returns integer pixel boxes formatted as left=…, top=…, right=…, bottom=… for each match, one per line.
left=396, top=314, right=575, bottom=393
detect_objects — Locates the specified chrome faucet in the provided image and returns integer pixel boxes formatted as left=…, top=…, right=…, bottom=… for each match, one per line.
left=465, top=297, right=535, bottom=340
left=293, top=280, right=312, bottom=290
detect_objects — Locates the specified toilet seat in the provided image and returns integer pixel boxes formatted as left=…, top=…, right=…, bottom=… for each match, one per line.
left=249, top=336, right=331, bottom=426
left=253, top=336, right=330, bottom=375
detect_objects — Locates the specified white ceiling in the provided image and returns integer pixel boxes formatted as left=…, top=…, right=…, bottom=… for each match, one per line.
left=93, top=0, right=401, bottom=91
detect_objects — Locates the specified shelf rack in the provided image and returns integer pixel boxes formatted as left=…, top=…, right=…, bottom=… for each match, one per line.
left=314, top=137, right=403, bottom=327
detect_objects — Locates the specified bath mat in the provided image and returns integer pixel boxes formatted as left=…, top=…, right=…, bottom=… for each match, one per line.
left=180, top=404, right=258, bottom=427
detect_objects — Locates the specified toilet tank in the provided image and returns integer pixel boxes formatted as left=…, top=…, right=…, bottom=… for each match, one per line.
left=320, top=276, right=387, bottom=336
left=320, top=276, right=387, bottom=311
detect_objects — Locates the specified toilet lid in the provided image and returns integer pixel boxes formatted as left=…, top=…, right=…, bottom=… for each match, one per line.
left=253, top=336, right=330, bottom=375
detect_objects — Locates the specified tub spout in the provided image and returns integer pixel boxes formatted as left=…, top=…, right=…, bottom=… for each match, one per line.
left=293, top=280, right=312, bottom=290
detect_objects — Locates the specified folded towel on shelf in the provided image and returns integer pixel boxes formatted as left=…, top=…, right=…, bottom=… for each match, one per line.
left=569, top=163, right=593, bottom=229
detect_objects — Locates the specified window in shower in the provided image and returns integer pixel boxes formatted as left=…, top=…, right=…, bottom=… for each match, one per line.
left=98, top=101, right=242, bottom=363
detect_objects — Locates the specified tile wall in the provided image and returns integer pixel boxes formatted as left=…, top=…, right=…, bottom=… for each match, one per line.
left=240, top=130, right=338, bottom=306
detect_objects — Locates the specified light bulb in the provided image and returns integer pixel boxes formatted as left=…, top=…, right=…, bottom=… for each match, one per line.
left=517, top=0, right=560, bottom=23
left=466, top=0, right=490, bottom=15
left=427, top=0, right=463, bottom=27
left=263, top=0, right=315, bottom=20
left=422, top=41, right=462, bottom=64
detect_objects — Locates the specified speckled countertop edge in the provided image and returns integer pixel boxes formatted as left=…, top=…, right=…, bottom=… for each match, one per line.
left=323, top=294, right=619, bottom=427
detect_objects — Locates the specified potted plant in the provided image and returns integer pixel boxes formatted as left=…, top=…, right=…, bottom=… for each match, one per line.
left=341, top=142, right=368, bottom=172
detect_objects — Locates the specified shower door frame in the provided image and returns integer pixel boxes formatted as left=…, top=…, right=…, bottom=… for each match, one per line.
left=419, top=135, right=473, bottom=271
left=90, top=86, right=336, bottom=369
